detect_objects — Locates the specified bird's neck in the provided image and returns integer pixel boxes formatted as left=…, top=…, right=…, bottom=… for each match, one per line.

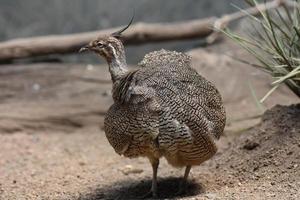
left=107, top=51, right=128, bottom=82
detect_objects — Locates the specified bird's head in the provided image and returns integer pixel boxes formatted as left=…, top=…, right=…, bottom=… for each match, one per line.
left=79, top=36, right=124, bottom=62
left=79, top=15, right=133, bottom=63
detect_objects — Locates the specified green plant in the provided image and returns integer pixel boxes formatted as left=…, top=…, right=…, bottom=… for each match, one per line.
left=223, top=0, right=300, bottom=102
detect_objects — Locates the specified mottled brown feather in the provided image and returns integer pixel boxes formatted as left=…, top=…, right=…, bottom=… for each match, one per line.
left=104, top=49, right=226, bottom=167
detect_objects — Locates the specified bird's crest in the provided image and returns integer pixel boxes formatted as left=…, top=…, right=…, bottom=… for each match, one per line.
left=111, top=13, right=134, bottom=38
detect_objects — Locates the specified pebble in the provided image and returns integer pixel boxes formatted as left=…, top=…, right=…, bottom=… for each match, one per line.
left=32, top=83, right=41, bottom=92
left=102, top=90, right=111, bottom=96
left=293, top=164, right=298, bottom=169
left=267, top=193, right=276, bottom=197
left=243, top=141, right=259, bottom=150
left=78, top=161, right=86, bottom=166
left=120, top=165, right=143, bottom=175
left=270, top=181, right=275, bottom=186
left=204, top=193, right=217, bottom=199
left=86, top=64, right=94, bottom=71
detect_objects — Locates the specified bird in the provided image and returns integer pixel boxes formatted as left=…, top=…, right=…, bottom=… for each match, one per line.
left=80, top=17, right=226, bottom=198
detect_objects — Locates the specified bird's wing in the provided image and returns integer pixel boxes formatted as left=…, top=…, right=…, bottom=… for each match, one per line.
left=117, top=49, right=191, bottom=106
left=137, top=61, right=224, bottom=140
left=122, top=50, right=191, bottom=105
left=105, top=101, right=160, bottom=156
left=119, top=53, right=225, bottom=140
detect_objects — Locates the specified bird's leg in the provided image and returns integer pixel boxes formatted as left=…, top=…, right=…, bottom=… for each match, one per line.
left=183, top=165, right=192, bottom=183
left=150, top=158, right=159, bottom=197
left=140, top=158, right=159, bottom=199
left=176, top=165, right=192, bottom=196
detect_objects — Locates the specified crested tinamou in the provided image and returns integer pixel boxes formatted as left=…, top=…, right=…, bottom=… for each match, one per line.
left=80, top=17, right=226, bottom=198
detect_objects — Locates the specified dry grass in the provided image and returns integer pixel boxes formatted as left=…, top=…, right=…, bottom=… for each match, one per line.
left=223, top=0, right=300, bottom=102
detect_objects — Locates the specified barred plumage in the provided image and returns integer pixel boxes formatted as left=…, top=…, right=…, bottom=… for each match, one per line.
left=82, top=29, right=226, bottom=197
left=105, top=49, right=225, bottom=167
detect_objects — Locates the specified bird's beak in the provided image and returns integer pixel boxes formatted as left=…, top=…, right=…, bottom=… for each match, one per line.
left=79, top=45, right=90, bottom=53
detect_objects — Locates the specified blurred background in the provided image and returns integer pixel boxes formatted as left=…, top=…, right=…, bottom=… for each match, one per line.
left=0, top=0, right=245, bottom=63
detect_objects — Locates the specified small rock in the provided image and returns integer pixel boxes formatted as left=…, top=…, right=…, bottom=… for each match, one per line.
left=32, top=83, right=41, bottom=92
left=243, top=140, right=259, bottom=150
left=287, top=183, right=293, bottom=188
left=274, top=160, right=280, bottom=166
left=267, top=193, right=276, bottom=197
left=270, top=181, right=275, bottom=186
left=253, top=165, right=259, bottom=171
left=120, top=165, right=143, bottom=175
left=86, top=64, right=94, bottom=71
left=78, top=161, right=86, bottom=166
left=293, top=164, right=298, bottom=169
left=102, top=90, right=111, bottom=96
left=204, top=193, right=217, bottom=199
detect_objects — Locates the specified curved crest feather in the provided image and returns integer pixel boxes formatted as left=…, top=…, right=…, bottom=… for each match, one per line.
left=111, top=12, right=135, bottom=38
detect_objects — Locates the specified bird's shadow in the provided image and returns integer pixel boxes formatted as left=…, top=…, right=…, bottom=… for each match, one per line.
left=80, top=177, right=204, bottom=200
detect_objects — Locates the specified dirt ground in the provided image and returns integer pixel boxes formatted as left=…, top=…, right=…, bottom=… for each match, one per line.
left=0, top=42, right=299, bottom=200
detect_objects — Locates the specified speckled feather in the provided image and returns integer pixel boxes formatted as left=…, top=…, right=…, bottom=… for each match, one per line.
left=104, top=49, right=226, bottom=167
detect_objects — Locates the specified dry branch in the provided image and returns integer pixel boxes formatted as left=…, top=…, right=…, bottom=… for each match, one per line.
left=206, top=0, right=288, bottom=43
left=0, top=18, right=216, bottom=61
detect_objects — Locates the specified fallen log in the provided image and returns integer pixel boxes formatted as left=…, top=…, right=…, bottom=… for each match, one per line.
left=0, top=18, right=216, bottom=62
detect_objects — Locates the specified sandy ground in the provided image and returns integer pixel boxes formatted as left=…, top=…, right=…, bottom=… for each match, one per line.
left=0, top=43, right=299, bottom=200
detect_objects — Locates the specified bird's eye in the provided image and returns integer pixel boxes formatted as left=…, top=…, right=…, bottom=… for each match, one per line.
left=97, top=42, right=104, bottom=48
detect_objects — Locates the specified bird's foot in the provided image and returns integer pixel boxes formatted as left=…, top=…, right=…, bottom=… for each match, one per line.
left=138, top=190, right=157, bottom=199
left=175, top=165, right=191, bottom=197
